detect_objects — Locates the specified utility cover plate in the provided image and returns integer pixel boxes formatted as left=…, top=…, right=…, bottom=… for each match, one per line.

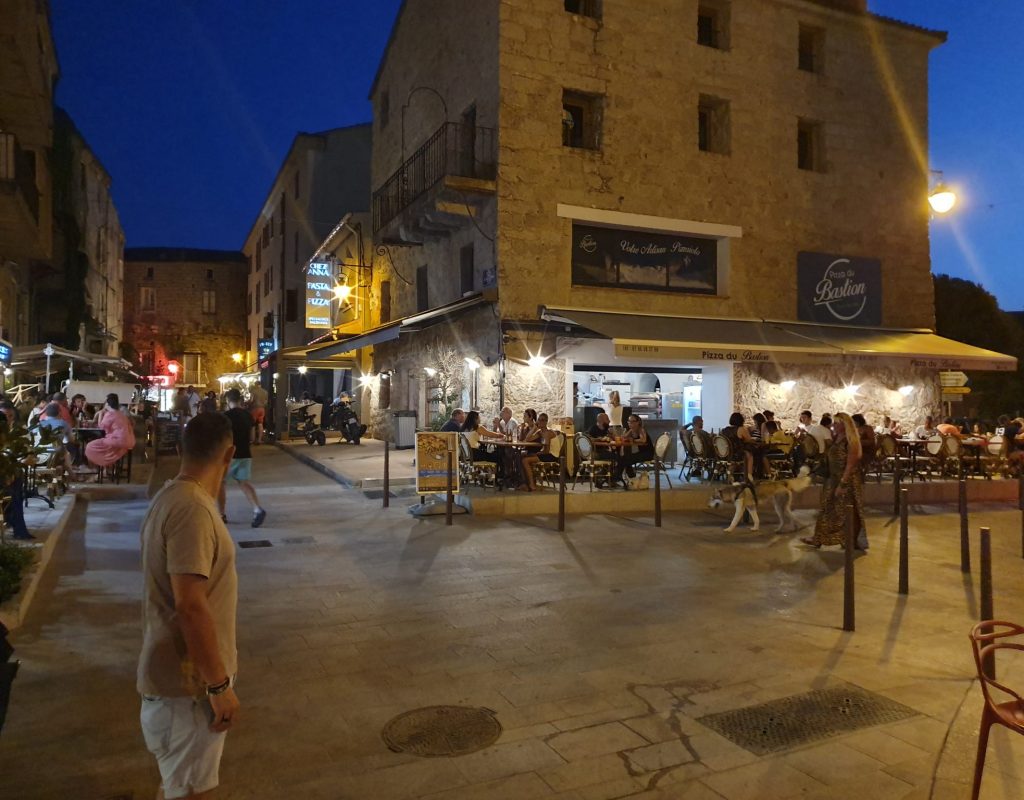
left=697, top=683, right=917, bottom=755
left=237, top=540, right=273, bottom=549
left=382, top=705, right=501, bottom=757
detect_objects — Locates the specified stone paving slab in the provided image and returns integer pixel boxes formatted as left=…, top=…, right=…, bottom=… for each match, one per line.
left=2, top=447, right=1024, bottom=799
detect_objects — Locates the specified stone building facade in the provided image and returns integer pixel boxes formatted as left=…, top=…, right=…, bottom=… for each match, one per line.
left=0, top=0, right=58, bottom=349
left=123, top=248, right=247, bottom=390
left=242, top=124, right=371, bottom=365
left=348, top=0, right=1012, bottom=434
left=39, top=109, right=125, bottom=357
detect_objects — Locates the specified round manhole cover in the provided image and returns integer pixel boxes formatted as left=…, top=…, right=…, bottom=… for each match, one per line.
left=382, top=705, right=502, bottom=757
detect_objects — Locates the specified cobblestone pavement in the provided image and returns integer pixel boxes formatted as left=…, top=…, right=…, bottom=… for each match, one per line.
left=2, top=447, right=1024, bottom=799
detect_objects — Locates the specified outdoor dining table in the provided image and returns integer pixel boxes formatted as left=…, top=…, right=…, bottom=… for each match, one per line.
left=481, top=438, right=541, bottom=490
left=961, top=437, right=988, bottom=476
left=71, top=426, right=105, bottom=466
left=895, top=438, right=931, bottom=481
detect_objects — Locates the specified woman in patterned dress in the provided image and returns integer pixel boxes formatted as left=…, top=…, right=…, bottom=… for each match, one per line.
left=801, top=412, right=864, bottom=548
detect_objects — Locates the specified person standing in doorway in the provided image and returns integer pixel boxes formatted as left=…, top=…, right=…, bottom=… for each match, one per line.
left=138, top=412, right=241, bottom=800
left=218, top=389, right=267, bottom=528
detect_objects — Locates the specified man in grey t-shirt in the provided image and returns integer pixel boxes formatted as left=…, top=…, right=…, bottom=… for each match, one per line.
left=138, top=412, right=240, bottom=799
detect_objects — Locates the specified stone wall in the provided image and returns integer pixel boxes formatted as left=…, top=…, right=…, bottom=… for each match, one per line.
left=496, top=0, right=942, bottom=328
left=733, top=362, right=942, bottom=432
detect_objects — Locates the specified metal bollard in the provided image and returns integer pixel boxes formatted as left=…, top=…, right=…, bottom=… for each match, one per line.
left=557, top=450, right=566, bottom=532
left=843, top=509, right=856, bottom=632
left=898, top=488, right=909, bottom=595
left=979, top=526, right=994, bottom=679
left=1019, top=475, right=1024, bottom=560
left=654, top=459, right=662, bottom=528
left=892, top=453, right=901, bottom=517
left=445, top=450, right=453, bottom=526
left=383, top=438, right=390, bottom=509
left=959, top=479, right=970, bottom=573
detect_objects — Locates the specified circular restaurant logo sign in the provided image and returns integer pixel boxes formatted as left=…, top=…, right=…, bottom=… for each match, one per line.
left=813, top=258, right=868, bottom=322
left=579, top=234, right=598, bottom=254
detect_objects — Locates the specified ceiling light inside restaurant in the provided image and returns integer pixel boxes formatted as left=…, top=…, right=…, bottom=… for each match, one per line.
left=898, top=385, right=915, bottom=396
left=298, top=365, right=307, bottom=374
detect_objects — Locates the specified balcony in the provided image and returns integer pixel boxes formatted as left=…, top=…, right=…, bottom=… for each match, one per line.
left=373, top=122, right=496, bottom=240
left=0, top=132, right=42, bottom=256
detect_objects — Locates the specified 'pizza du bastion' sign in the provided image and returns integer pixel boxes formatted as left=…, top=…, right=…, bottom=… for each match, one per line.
left=797, top=252, right=882, bottom=327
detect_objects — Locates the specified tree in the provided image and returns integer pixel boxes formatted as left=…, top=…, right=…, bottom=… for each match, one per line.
left=933, top=274, right=1024, bottom=417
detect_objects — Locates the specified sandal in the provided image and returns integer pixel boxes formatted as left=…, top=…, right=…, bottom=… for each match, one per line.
left=799, top=537, right=821, bottom=548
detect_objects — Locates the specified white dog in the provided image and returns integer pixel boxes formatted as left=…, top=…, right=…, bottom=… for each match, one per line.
left=707, top=466, right=812, bottom=533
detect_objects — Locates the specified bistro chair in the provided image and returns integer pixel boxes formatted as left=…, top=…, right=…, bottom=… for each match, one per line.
left=798, top=434, right=824, bottom=480
left=637, top=433, right=673, bottom=489
left=573, top=433, right=613, bottom=491
left=967, top=620, right=1024, bottom=799
left=764, top=431, right=796, bottom=479
left=980, top=435, right=1009, bottom=479
left=711, top=434, right=745, bottom=484
left=458, top=434, right=497, bottom=489
left=677, top=430, right=694, bottom=482
left=534, top=433, right=566, bottom=488
left=687, top=430, right=714, bottom=482
left=917, top=435, right=944, bottom=481
left=940, top=434, right=965, bottom=478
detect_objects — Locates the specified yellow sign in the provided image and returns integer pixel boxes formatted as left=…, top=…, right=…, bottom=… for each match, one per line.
left=415, top=431, right=460, bottom=495
left=941, top=387, right=971, bottom=395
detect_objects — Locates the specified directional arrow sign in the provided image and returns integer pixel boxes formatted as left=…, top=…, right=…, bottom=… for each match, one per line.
left=942, top=387, right=972, bottom=395
left=939, top=370, right=969, bottom=388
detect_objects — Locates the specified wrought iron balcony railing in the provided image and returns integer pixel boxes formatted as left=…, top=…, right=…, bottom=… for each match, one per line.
left=373, top=122, right=496, bottom=233
left=0, top=132, right=40, bottom=222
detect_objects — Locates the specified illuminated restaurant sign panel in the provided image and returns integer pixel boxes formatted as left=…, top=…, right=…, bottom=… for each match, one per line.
left=797, top=252, right=882, bottom=327
left=0, top=338, right=11, bottom=367
left=305, top=261, right=334, bottom=329
left=571, top=223, right=717, bottom=295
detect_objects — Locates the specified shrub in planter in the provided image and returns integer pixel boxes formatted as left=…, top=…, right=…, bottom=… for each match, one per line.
left=0, top=542, right=34, bottom=604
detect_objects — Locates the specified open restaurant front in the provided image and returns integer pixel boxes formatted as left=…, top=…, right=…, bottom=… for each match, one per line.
left=542, top=307, right=1017, bottom=434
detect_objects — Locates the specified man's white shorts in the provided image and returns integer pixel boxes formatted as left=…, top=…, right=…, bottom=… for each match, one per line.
left=140, top=695, right=226, bottom=799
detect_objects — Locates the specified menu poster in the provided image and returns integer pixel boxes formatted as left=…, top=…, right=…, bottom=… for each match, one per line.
left=415, top=431, right=460, bottom=495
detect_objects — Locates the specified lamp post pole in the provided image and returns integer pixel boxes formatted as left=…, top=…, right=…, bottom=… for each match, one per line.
left=44, top=343, right=54, bottom=394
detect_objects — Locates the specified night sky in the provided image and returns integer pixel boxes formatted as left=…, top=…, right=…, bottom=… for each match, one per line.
left=51, top=1, right=1022, bottom=309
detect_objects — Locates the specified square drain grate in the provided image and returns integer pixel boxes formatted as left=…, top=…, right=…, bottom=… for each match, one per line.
left=363, top=489, right=397, bottom=500
left=282, top=536, right=315, bottom=545
left=697, top=683, right=918, bottom=755
left=238, top=539, right=273, bottom=548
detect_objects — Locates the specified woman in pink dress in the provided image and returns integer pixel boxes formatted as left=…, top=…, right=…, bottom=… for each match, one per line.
left=85, top=393, right=136, bottom=468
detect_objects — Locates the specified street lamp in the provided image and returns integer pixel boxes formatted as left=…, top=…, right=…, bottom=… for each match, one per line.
left=400, top=86, right=449, bottom=163
left=928, top=170, right=957, bottom=214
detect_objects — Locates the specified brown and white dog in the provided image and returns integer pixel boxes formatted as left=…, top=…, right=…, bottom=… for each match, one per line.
left=707, top=466, right=812, bottom=533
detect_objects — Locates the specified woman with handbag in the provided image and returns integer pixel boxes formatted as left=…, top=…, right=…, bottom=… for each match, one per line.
left=801, top=412, right=865, bottom=550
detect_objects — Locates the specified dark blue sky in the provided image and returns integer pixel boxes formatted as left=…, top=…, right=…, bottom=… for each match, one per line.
left=52, top=1, right=1022, bottom=309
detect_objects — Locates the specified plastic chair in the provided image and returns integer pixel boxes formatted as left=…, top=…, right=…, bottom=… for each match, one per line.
left=968, top=621, right=1024, bottom=799
left=573, top=433, right=613, bottom=491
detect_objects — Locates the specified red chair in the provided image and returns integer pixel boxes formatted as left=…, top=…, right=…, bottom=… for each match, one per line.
left=968, top=620, right=1024, bottom=799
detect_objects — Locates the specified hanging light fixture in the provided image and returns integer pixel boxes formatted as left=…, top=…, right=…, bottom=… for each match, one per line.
left=928, top=170, right=957, bottom=214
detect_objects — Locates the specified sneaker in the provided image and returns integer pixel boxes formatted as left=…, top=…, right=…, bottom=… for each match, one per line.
left=252, top=509, right=266, bottom=528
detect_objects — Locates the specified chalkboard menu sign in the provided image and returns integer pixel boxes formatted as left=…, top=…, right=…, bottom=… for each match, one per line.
left=156, top=419, right=183, bottom=457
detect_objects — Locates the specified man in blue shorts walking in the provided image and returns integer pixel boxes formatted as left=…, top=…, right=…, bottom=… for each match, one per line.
left=218, top=389, right=266, bottom=528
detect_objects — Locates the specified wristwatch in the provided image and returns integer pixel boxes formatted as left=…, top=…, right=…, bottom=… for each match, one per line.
left=205, top=676, right=232, bottom=696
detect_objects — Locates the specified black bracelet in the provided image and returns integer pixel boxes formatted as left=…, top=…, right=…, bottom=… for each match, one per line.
left=206, top=677, right=232, bottom=696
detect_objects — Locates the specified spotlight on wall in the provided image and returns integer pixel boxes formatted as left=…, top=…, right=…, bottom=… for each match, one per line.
left=423, top=367, right=437, bottom=377
left=464, top=357, right=481, bottom=371
left=527, top=355, right=548, bottom=369
left=898, top=385, right=915, bottom=397
left=358, top=373, right=373, bottom=386
left=231, top=352, right=243, bottom=364
left=780, top=380, right=796, bottom=391
left=843, top=383, right=860, bottom=396
left=333, top=284, right=353, bottom=301
left=297, top=365, right=308, bottom=374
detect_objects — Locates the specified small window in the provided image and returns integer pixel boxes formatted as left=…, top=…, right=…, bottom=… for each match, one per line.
left=262, top=224, right=269, bottom=247
left=294, top=232, right=299, bottom=266
left=202, top=289, right=216, bottom=314
left=416, top=266, right=429, bottom=312
left=697, top=2, right=730, bottom=50
left=255, top=282, right=261, bottom=313
left=293, top=170, right=300, bottom=199
left=380, top=280, right=391, bottom=323
left=799, top=24, right=824, bottom=73
left=380, top=90, right=390, bottom=129
left=285, top=289, right=298, bottom=323
left=140, top=286, right=155, bottom=311
left=206, top=268, right=214, bottom=280
left=797, top=118, right=825, bottom=172
left=562, top=90, right=603, bottom=150
left=246, top=255, right=252, bottom=274
left=270, top=217, right=274, bottom=238
left=698, top=95, right=730, bottom=155
left=564, top=0, right=600, bottom=19
left=145, top=266, right=154, bottom=280
left=460, top=244, right=475, bottom=295
left=264, top=271, right=270, bottom=296
left=247, top=292, right=252, bottom=315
